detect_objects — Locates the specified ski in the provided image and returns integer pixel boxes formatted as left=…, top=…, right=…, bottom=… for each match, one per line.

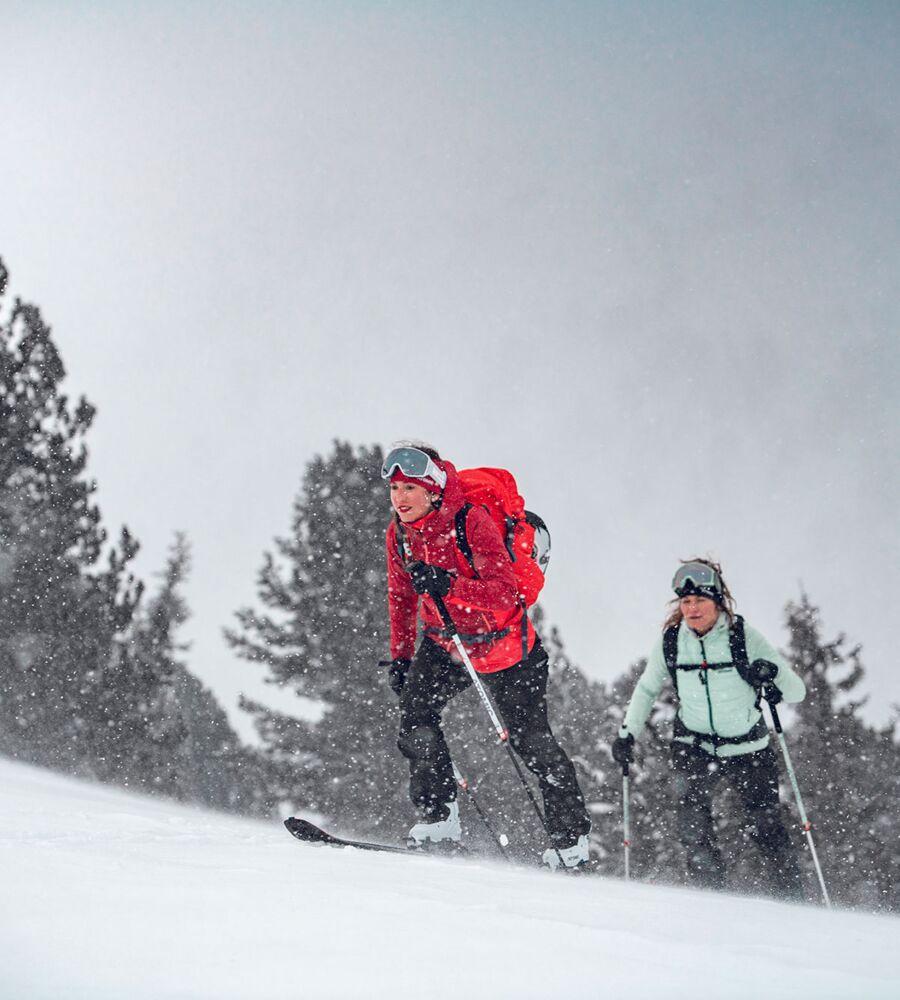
left=284, top=816, right=471, bottom=858
left=284, top=817, right=415, bottom=854
left=284, top=817, right=596, bottom=873
left=284, top=817, right=483, bottom=860
left=284, top=816, right=473, bottom=857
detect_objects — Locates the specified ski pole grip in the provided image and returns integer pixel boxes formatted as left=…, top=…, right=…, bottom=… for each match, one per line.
left=763, top=685, right=784, bottom=734
left=622, top=760, right=630, bottom=778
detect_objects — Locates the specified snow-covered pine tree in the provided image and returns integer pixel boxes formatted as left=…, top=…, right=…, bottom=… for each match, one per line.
left=0, top=260, right=142, bottom=775
left=785, top=593, right=899, bottom=911
left=109, top=533, right=267, bottom=813
left=226, top=441, right=408, bottom=834
left=86, top=533, right=190, bottom=792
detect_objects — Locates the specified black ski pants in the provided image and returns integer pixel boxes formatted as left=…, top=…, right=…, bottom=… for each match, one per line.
left=672, top=742, right=804, bottom=899
left=397, top=636, right=591, bottom=846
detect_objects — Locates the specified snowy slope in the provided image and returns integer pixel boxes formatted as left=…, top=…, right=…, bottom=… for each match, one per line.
left=2, top=759, right=897, bottom=1000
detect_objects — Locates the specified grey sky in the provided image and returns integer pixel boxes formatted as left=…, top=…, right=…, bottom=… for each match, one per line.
left=3, top=2, right=898, bottom=736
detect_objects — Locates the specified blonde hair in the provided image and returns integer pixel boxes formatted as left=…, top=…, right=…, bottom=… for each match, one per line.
left=663, top=556, right=736, bottom=631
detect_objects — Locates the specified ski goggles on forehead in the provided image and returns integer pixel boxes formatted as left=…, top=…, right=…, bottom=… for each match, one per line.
left=672, top=562, right=721, bottom=596
left=380, top=447, right=447, bottom=490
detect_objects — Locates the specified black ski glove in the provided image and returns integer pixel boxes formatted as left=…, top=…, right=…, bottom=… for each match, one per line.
left=611, top=733, right=635, bottom=766
left=379, top=657, right=412, bottom=697
left=749, top=659, right=783, bottom=705
left=406, top=561, right=452, bottom=598
left=748, top=659, right=779, bottom=686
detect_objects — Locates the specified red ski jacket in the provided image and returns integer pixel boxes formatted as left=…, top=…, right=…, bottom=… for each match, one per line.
left=386, top=461, right=535, bottom=674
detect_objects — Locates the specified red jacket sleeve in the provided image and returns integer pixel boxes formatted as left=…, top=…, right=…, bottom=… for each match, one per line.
left=446, top=507, right=519, bottom=613
left=386, top=522, right=419, bottom=660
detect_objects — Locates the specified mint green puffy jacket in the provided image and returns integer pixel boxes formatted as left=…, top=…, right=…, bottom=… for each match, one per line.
left=620, top=613, right=805, bottom=758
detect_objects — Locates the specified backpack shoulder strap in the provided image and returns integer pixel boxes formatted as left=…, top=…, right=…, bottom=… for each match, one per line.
left=393, top=519, right=409, bottom=564
left=663, top=624, right=680, bottom=690
left=454, top=502, right=477, bottom=574
left=728, top=615, right=753, bottom=686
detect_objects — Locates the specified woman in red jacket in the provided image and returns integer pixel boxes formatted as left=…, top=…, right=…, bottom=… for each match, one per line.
left=382, top=443, right=591, bottom=869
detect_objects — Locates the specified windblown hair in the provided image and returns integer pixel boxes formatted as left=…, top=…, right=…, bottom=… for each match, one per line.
left=663, top=556, right=736, bottom=631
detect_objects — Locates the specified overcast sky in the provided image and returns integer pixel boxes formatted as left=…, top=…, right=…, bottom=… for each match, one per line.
left=3, top=1, right=898, bottom=736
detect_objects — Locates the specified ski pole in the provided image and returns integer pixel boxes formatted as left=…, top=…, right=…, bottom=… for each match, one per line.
left=432, top=594, right=566, bottom=869
left=622, top=760, right=631, bottom=881
left=761, top=685, right=831, bottom=908
left=451, top=762, right=511, bottom=862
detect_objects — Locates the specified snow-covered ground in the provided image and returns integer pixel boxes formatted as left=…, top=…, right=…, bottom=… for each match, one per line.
left=2, top=759, right=897, bottom=1000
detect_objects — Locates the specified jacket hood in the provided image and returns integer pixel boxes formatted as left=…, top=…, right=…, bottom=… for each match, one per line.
left=434, top=460, right=466, bottom=515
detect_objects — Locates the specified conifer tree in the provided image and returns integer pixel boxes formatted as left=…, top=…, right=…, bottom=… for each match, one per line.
left=227, top=441, right=408, bottom=833
left=104, top=533, right=193, bottom=795
left=785, top=594, right=899, bottom=910
left=0, top=259, right=142, bottom=774
left=122, top=534, right=272, bottom=814
left=0, top=258, right=270, bottom=813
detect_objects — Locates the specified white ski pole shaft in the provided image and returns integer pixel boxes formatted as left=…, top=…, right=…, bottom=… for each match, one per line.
left=773, top=728, right=831, bottom=908
left=446, top=632, right=508, bottom=741
left=622, top=763, right=631, bottom=882
left=431, top=595, right=508, bottom=740
left=764, top=689, right=831, bottom=909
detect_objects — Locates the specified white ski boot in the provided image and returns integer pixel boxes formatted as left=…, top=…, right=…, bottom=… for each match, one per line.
left=542, top=833, right=590, bottom=871
left=408, top=801, right=461, bottom=848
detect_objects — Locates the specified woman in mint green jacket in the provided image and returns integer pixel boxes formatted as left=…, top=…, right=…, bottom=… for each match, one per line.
left=612, top=559, right=806, bottom=899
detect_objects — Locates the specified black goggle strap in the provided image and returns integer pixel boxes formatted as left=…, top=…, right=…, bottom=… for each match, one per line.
left=674, top=580, right=722, bottom=601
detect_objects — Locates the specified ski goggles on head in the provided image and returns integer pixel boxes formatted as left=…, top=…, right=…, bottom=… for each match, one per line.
left=380, top=447, right=447, bottom=490
left=672, top=562, right=722, bottom=598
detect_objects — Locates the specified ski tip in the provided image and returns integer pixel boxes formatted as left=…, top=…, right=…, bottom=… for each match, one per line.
left=284, top=817, right=331, bottom=844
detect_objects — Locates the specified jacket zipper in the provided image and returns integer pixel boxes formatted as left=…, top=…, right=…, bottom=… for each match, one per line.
left=698, top=638, right=717, bottom=736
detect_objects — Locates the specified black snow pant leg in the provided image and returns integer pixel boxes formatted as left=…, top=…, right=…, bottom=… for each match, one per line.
left=672, top=744, right=726, bottom=890
left=397, top=639, right=470, bottom=820
left=484, top=637, right=591, bottom=846
left=725, top=747, right=805, bottom=901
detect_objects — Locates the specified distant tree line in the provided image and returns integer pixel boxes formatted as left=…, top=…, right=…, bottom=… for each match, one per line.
left=0, top=258, right=268, bottom=814
left=2, top=257, right=897, bottom=911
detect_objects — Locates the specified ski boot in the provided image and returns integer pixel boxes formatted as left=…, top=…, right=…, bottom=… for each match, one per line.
left=542, top=833, right=591, bottom=872
left=408, top=801, right=462, bottom=853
